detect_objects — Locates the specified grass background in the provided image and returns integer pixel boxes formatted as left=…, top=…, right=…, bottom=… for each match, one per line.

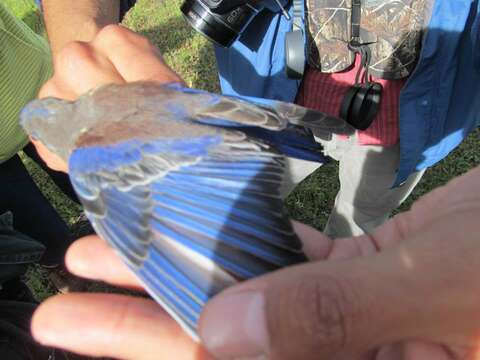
left=3, top=0, right=479, bottom=298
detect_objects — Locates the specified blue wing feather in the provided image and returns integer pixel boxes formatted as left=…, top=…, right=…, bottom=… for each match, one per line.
left=143, top=249, right=209, bottom=305
left=159, top=189, right=288, bottom=230
left=137, top=265, right=200, bottom=335
left=150, top=220, right=280, bottom=278
left=151, top=196, right=297, bottom=251
left=69, top=132, right=307, bottom=339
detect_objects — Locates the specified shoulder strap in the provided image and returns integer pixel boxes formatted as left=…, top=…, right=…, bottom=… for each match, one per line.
left=350, top=0, right=362, bottom=43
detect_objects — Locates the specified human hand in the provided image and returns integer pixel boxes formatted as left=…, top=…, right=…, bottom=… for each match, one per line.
left=199, top=165, right=480, bottom=360
left=30, top=217, right=337, bottom=359
left=32, top=166, right=480, bottom=359
left=31, top=235, right=212, bottom=360
left=34, top=24, right=183, bottom=172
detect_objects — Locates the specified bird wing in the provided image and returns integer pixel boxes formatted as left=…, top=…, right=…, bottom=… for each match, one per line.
left=68, top=132, right=307, bottom=340
left=164, top=83, right=355, bottom=135
left=100, top=82, right=353, bottom=135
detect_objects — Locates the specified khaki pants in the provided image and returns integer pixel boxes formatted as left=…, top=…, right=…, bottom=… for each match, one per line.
left=282, top=135, right=425, bottom=238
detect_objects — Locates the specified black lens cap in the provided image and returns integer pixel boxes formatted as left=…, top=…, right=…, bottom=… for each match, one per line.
left=340, top=82, right=383, bottom=130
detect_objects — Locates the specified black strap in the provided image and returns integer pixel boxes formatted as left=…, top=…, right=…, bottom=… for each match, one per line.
left=351, top=0, right=362, bottom=44
left=348, top=0, right=372, bottom=82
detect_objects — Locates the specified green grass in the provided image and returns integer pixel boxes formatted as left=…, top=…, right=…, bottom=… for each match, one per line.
left=123, top=0, right=219, bottom=92
left=25, top=265, right=58, bottom=301
left=3, top=0, right=44, bottom=34
left=4, top=0, right=479, bottom=299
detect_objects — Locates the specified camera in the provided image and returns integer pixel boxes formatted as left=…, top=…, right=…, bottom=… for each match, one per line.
left=181, top=0, right=305, bottom=78
left=180, top=0, right=268, bottom=47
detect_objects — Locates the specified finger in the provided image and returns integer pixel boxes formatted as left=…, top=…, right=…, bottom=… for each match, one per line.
left=30, top=139, right=68, bottom=172
left=292, top=221, right=333, bottom=260
left=45, top=40, right=125, bottom=100
left=32, top=293, right=211, bottom=360
left=294, top=221, right=383, bottom=261
left=293, top=210, right=412, bottom=263
left=92, top=25, right=184, bottom=84
left=376, top=341, right=456, bottom=360
left=66, top=236, right=143, bottom=289
left=308, top=166, right=480, bottom=261
left=38, top=78, right=76, bottom=102
left=363, top=166, right=480, bottom=252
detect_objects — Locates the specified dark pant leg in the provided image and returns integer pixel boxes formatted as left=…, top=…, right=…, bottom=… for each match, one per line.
left=22, top=143, right=79, bottom=203
left=0, top=154, right=71, bottom=266
left=120, top=0, right=137, bottom=20
left=0, top=300, right=75, bottom=360
left=0, top=301, right=54, bottom=360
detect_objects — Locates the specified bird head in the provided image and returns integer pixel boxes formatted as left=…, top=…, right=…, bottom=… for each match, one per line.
left=20, top=96, right=81, bottom=164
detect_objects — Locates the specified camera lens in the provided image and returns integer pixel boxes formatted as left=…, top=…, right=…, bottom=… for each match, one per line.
left=181, top=0, right=259, bottom=47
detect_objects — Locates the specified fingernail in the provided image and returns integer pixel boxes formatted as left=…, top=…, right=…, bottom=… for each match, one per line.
left=200, top=291, right=269, bottom=359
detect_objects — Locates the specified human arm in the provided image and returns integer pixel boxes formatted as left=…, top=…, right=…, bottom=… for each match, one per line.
left=42, top=0, right=120, bottom=55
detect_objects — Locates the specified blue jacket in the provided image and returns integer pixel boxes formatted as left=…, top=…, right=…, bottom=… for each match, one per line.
left=215, top=0, right=480, bottom=185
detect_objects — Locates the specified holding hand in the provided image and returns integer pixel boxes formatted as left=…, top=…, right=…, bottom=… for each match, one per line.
left=34, top=24, right=183, bottom=172
left=200, top=165, right=480, bottom=360
left=32, top=166, right=480, bottom=359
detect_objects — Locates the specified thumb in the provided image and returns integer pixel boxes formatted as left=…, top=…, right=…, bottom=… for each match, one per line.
left=199, top=250, right=414, bottom=360
left=199, top=211, right=480, bottom=360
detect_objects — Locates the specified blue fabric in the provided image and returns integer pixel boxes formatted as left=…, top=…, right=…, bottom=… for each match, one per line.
left=214, top=0, right=480, bottom=185
left=214, top=7, right=300, bottom=101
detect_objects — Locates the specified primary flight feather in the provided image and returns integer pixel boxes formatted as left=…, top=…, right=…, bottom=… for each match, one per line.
left=20, top=82, right=353, bottom=340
